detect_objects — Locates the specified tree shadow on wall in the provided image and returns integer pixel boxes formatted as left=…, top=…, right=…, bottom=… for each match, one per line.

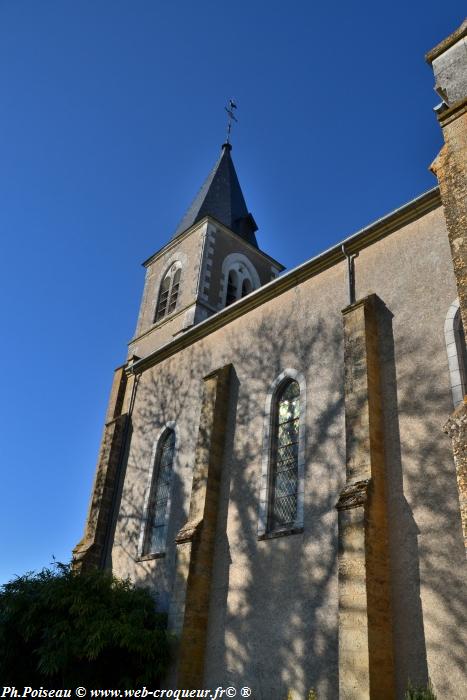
left=105, top=346, right=214, bottom=607
left=108, top=294, right=466, bottom=699
left=205, top=309, right=346, bottom=700
left=377, top=302, right=428, bottom=698
left=107, top=308, right=344, bottom=698
left=205, top=300, right=465, bottom=700
left=377, top=301, right=466, bottom=700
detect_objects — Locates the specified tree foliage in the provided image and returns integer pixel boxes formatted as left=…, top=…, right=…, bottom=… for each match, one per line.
left=0, top=563, right=171, bottom=687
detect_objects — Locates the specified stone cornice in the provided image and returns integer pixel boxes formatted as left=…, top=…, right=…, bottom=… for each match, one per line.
left=341, top=298, right=368, bottom=317
left=425, top=19, right=467, bottom=64
left=437, top=98, right=467, bottom=127
left=128, top=298, right=217, bottom=348
left=126, top=187, right=441, bottom=376
left=142, top=215, right=285, bottom=270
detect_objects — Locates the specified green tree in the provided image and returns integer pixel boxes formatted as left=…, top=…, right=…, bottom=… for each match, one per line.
left=0, top=563, right=171, bottom=687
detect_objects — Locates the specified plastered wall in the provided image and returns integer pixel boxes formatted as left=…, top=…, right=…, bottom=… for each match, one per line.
left=111, top=203, right=466, bottom=699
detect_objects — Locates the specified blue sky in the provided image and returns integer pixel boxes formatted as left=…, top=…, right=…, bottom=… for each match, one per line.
left=0, top=1, right=464, bottom=583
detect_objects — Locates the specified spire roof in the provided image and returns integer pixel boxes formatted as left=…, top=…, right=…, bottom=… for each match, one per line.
left=172, top=143, right=258, bottom=247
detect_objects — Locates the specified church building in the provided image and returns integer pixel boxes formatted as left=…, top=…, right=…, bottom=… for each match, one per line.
left=74, top=20, right=467, bottom=700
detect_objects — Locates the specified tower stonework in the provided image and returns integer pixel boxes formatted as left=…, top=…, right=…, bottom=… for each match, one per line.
left=75, top=22, right=467, bottom=699
left=129, top=143, right=284, bottom=361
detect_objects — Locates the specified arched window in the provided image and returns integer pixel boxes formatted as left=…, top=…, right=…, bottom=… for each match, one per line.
left=226, top=270, right=238, bottom=306
left=155, top=263, right=182, bottom=322
left=269, top=380, right=300, bottom=530
left=142, top=429, right=175, bottom=555
left=220, top=254, right=260, bottom=308
left=445, top=299, right=467, bottom=407
left=258, top=369, right=306, bottom=539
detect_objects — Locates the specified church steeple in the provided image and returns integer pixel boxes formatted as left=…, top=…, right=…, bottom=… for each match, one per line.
left=129, top=139, right=284, bottom=352
left=172, top=143, right=258, bottom=247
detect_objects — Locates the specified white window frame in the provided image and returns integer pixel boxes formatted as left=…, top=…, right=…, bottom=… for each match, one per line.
left=258, top=369, right=306, bottom=538
left=137, top=421, right=178, bottom=558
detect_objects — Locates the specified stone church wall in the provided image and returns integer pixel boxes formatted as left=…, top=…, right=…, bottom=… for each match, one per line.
left=110, top=203, right=466, bottom=698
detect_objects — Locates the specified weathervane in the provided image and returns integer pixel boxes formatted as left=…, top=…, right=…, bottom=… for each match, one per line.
left=224, top=99, right=238, bottom=144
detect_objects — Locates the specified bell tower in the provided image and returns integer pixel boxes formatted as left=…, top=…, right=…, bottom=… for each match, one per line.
left=129, top=141, right=284, bottom=360
left=73, top=136, right=284, bottom=571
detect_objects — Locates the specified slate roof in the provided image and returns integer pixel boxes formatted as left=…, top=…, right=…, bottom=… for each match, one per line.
left=172, top=143, right=258, bottom=247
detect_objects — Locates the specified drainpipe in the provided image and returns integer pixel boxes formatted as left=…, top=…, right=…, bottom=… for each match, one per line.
left=342, top=245, right=359, bottom=305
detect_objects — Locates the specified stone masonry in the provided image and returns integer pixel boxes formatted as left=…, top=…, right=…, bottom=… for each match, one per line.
left=73, top=365, right=130, bottom=571
left=337, top=295, right=395, bottom=700
left=428, top=20, right=467, bottom=554
left=170, top=364, right=232, bottom=688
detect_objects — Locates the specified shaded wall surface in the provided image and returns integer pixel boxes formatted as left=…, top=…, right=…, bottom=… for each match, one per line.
left=111, top=204, right=466, bottom=699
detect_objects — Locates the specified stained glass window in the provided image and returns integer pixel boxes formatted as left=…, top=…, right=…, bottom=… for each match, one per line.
left=269, top=380, right=300, bottom=530
left=143, top=429, right=175, bottom=554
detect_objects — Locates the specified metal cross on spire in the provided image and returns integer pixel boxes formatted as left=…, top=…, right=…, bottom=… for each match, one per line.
left=224, top=99, right=238, bottom=144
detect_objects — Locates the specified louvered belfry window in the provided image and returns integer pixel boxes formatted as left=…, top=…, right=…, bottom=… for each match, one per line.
left=143, top=429, right=175, bottom=554
left=155, top=264, right=181, bottom=322
left=226, top=270, right=238, bottom=306
left=168, top=267, right=181, bottom=314
left=270, top=380, right=300, bottom=530
left=241, top=278, right=252, bottom=297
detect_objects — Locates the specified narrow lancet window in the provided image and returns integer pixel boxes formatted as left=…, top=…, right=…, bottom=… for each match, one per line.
left=155, top=275, right=170, bottom=322
left=155, top=263, right=182, bottom=322
left=143, top=429, right=175, bottom=555
left=270, top=380, right=300, bottom=530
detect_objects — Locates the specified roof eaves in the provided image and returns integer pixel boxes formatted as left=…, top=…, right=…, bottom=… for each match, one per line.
left=129, top=186, right=441, bottom=375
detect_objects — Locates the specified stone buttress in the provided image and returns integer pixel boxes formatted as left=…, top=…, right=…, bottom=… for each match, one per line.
left=337, top=295, right=395, bottom=700
left=169, top=364, right=232, bottom=688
